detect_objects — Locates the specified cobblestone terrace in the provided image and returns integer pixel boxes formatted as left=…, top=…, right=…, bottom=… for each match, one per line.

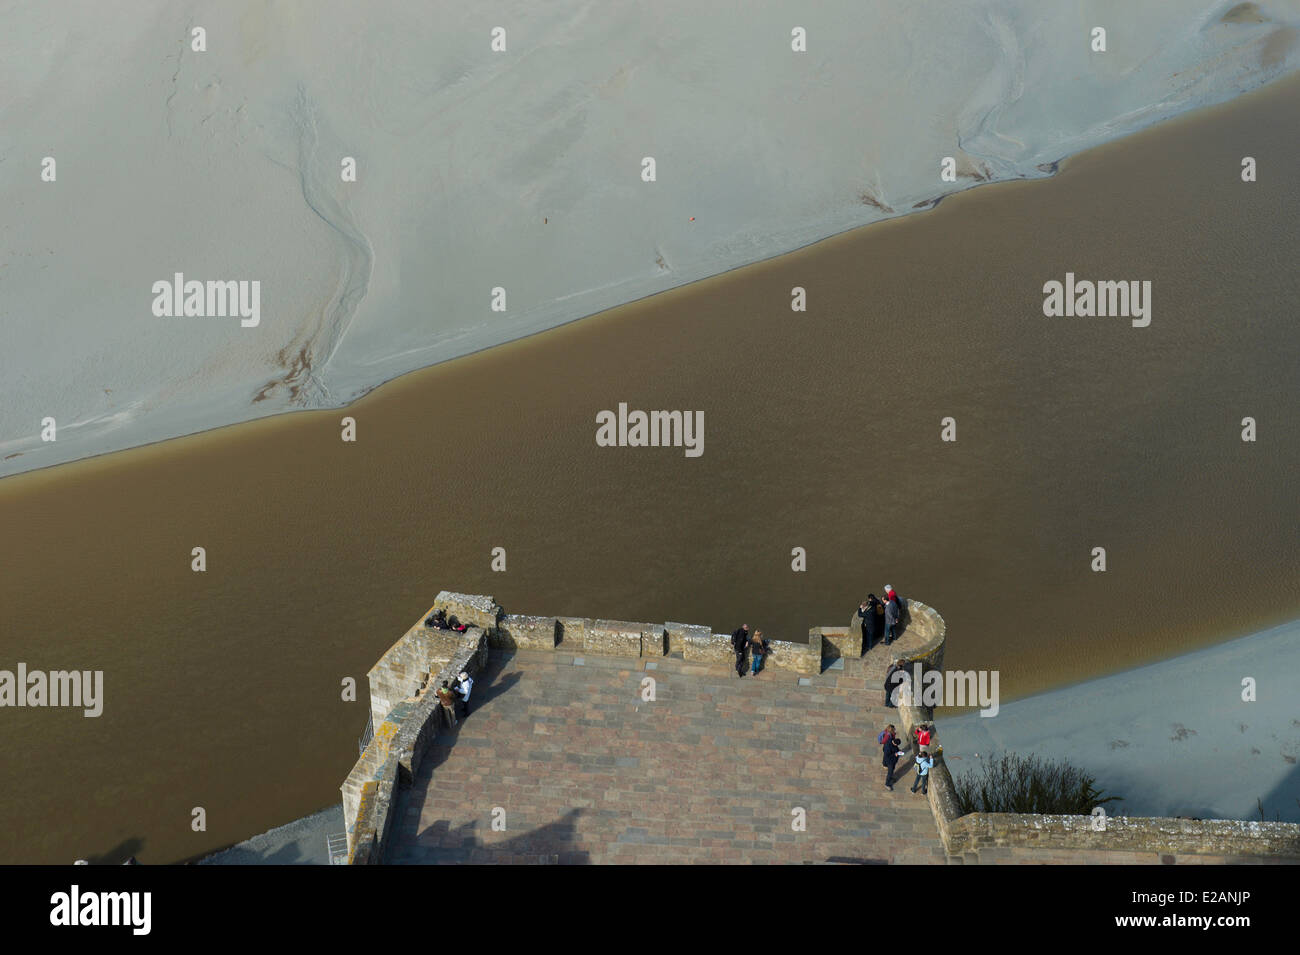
left=388, top=645, right=947, bottom=864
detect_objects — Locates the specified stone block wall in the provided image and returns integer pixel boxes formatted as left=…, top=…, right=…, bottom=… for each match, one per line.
left=587, top=620, right=651, bottom=657
left=640, top=625, right=666, bottom=657
left=344, top=622, right=490, bottom=863
left=683, top=631, right=736, bottom=666
left=666, top=622, right=711, bottom=658
left=431, top=591, right=502, bottom=631
left=348, top=758, right=399, bottom=866
left=944, top=812, right=1300, bottom=859
left=761, top=637, right=820, bottom=675
left=825, top=623, right=861, bottom=659
left=365, top=591, right=500, bottom=727
left=803, top=631, right=824, bottom=673
left=556, top=616, right=586, bottom=649
left=494, top=614, right=559, bottom=652
left=899, top=599, right=945, bottom=673
left=391, top=630, right=489, bottom=781
left=365, top=625, right=451, bottom=729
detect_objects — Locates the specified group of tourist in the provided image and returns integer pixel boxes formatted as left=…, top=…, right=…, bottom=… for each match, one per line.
left=855, top=584, right=904, bottom=651
left=434, top=671, right=474, bottom=726
left=862, top=586, right=937, bottom=794
left=423, top=608, right=475, bottom=725
left=426, top=608, right=471, bottom=633
left=729, top=584, right=907, bottom=681
left=730, top=624, right=769, bottom=677
left=877, top=720, right=937, bottom=794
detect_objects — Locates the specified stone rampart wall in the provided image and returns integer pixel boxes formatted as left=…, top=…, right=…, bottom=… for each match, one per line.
left=946, top=812, right=1300, bottom=859
left=343, top=591, right=1298, bottom=864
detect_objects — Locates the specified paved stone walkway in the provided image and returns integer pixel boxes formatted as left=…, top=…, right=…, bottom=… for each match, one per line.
left=388, top=647, right=946, bottom=864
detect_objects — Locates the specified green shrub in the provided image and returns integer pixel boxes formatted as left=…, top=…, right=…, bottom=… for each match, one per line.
left=953, top=752, right=1121, bottom=815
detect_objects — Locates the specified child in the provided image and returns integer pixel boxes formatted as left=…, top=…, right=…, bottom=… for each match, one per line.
left=911, top=749, right=934, bottom=795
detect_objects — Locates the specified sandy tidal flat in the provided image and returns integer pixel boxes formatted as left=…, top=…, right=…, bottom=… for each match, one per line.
left=937, top=620, right=1300, bottom=823
left=3, top=0, right=1299, bottom=476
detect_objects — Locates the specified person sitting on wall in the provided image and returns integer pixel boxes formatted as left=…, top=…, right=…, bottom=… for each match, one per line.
left=426, top=609, right=470, bottom=632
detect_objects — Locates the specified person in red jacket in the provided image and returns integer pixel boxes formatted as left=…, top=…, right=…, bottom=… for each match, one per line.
left=913, top=722, right=934, bottom=753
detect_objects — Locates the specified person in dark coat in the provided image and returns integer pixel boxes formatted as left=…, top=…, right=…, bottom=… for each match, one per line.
left=883, top=587, right=901, bottom=645
left=883, top=658, right=907, bottom=707
left=881, top=729, right=906, bottom=791
left=858, top=594, right=883, bottom=653
left=730, top=624, right=750, bottom=678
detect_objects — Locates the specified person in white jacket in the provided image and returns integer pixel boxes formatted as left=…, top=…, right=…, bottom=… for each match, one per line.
left=454, top=671, right=474, bottom=719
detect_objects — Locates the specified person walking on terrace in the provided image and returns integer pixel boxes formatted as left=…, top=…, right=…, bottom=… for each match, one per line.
left=435, top=681, right=458, bottom=727
left=877, top=723, right=898, bottom=755
left=858, top=594, right=883, bottom=653
left=731, top=624, right=751, bottom=678
left=881, top=727, right=906, bottom=791
left=884, top=658, right=908, bottom=708
left=750, top=630, right=768, bottom=676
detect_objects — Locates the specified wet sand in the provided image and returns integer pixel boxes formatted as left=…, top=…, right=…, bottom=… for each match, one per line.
left=937, top=619, right=1300, bottom=823
left=10, top=1, right=1299, bottom=479
left=1, top=73, right=1298, bottom=864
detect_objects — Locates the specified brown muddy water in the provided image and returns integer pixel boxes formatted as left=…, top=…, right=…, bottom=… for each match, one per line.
left=2, top=75, right=1298, bottom=864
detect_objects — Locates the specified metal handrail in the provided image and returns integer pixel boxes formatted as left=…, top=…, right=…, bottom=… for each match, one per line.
left=358, top=711, right=374, bottom=755
left=326, top=832, right=349, bottom=865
